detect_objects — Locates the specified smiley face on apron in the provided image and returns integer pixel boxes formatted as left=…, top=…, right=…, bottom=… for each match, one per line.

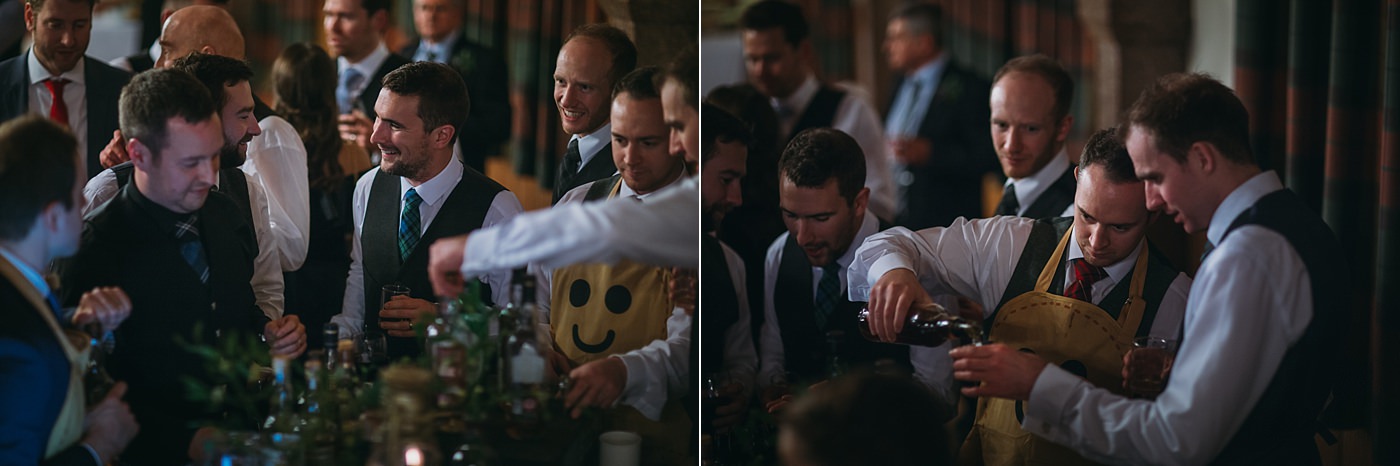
left=551, top=261, right=672, bottom=365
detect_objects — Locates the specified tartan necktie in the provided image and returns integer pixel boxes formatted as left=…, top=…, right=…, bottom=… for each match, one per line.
left=43, top=78, right=69, bottom=126
left=1063, top=258, right=1108, bottom=303
left=398, top=188, right=423, bottom=262
left=813, top=262, right=843, bottom=330
left=174, top=214, right=210, bottom=284
left=995, top=183, right=1020, bottom=216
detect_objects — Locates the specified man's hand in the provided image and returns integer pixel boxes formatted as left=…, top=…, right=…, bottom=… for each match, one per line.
left=337, top=110, right=373, bottom=152
left=890, top=137, right=933, bottom=167
left=545, top=347, right=573, bottom=379
left=71, top=286, right=132, bottom=335
left=949, top=343, right=1049, bottom=400
left=379, top=296, right=434, bottom=338
left=867, top=268, right=934, bottom=342
left=564, top=357, right=628, bottom=419
left=428, top=235, right=469, bottom=297
left=82, top=381, right=137, bottom=465
left=712, top=382, right=747, bottom=431
left=100, top=130, right=129, bottom=168
left=760, top=383, right=792, bottom=414
left=263, top=315, right=306, bottom=358
left=670, top=267, right=696, bottom=317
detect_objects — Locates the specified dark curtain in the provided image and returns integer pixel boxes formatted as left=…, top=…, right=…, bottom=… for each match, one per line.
left=1235, top=0, right=1397, bottom=460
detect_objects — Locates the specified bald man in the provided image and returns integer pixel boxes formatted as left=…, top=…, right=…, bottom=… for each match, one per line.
left=95, top=5, right=311, bottom=277
left=108, top=0, right=230, bottom=73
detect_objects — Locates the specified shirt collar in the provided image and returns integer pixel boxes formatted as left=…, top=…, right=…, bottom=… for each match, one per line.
left=908, top=52, right=948, bottom=85
left=1007, top=148, right=1071, bottom=211
left=0, top=247, right=51, bottom=299
left=1207, top=170, right=1284, bottom=246
left=417, top=29, right=460, bottom=61
left=773, top=73, right=820, bottom=116
left=339, top=41, right=390, bottom=81
left=27, top=48, right=84, bottom=85
left=400, top=154, right=463, bottom=207
left=573, top=122, right=612, bottom=167
left=618, top=170, right=687, bottom=200
left=1064, top=227, right=1144, bottom=284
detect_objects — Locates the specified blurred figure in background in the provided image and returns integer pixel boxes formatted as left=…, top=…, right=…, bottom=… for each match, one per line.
left=272, top=42, right=373, bottom=349
left=777, top=370, right=949, bottom=466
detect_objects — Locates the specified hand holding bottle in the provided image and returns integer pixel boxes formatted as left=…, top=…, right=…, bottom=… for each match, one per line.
left=82, top=381, right=138, bottom=465
left=70, top=286, right=131, bottom=336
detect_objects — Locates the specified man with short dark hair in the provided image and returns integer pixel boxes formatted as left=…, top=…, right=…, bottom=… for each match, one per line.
left=0, top=116, right=138, bottom=466
left=883, top=3, right=997, bottom=229
left=60, top=68, right=305, bottom=466
left=0, top=0, right=130, bottom=178
left=989, top=54, right=1078, bottom=218
left=550, top=23, right=638, bottom=203
left=329, top=61, right=521, bottom=360
left=859, top=127, right=1190, bottom=463
left=326, top=0, right=412, bottom=151
left=739, top=0, right=894, bottom=221
left=401, top=0, right=510, bottom=174
left=949, top=73, right=1348, bottom=465
left=759, top=128, right=909, bottom=407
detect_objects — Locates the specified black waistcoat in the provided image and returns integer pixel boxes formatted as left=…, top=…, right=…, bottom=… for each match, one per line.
left=772, top=219, right=909, bottom=382
left=701, top=235, right=741, bottom=376
left=1020, top=167, right=1077, bottom=219
left=1209, top=190, right=1346, bottom=466
left=361, top=167, right=505, bottom=359
left=114, top=162, right=254, bottom=250
left=786, top=86, right=846, bottom=143
left=990, top=217, right=1179, bottom=336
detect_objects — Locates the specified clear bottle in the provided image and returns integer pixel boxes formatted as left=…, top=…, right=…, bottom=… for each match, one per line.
left=503, top=272, right=546, bottom=438
left=703, top=376, right=733, bottom=465
left=332, top=339, right=363, bottom=466
left=856, top=302, right=984, bottom=347
left=263, top=356, right=306, bottom=465
left=302, top=358, right=338, bottom=464
left=323, top=323, right=340, bottom=366
left=824, top=330, right=847, bottom=380
left=367, top=365, right=442, bottom=466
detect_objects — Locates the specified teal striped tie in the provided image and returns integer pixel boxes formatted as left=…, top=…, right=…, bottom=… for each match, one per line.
left=398, top=188, right=422, bottom=262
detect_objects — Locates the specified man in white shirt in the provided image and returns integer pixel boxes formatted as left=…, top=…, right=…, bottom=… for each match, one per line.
left=990, top=55, right=1078, bottom=219
left=550, top=24, right=637, bottom=204
left=326, top=0, right=411, bottom=152
left=758, top=127, right=911, bottom=410
left=947, top=73, right=1347, bottom=465
left=0, top=0, right=130, bottom=178
left=738, top=0, right=895, bottom=221
left=330, top=62, right=521, bottom=361
left=858, top=126, right=1191, bottom=463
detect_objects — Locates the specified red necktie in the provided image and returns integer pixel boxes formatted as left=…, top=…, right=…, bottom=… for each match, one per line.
left=43, top=78, right=69, bottom=127
left=1063, top=258, right=1108, bottom=303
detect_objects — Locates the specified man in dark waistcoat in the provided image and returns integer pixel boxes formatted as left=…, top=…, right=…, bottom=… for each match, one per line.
left=758, top=128, right=910, bottom=410
left=59, top=68, right=306, bottom=466
left=989, top=55, right=1079, bottom=219
left=329, top=61, right=520, bottom=361
left=947, top=73, right=1348, bottom=465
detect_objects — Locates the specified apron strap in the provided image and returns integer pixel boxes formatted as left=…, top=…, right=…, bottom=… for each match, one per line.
left=1115, top=244, right=1151, bottom=337
left=1033, top=228, right=1075, bottom=293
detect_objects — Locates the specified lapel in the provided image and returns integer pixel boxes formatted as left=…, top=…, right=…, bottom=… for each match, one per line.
left=0, top=258, right=81, bottom=358
left=0, top=56, right=30, bottom=121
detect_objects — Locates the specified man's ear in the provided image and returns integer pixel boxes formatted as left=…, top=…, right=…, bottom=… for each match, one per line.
left=852, top=186, right=870, bottom=218
left=431, top=124, right=455, bottom=149
left=127, top=138, right=152, bottom=168
left=1188, top=141, right=1218, bottom=175
left=23, top=2, right=35, bottom=32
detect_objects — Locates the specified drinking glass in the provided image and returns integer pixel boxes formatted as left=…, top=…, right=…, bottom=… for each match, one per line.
left=1126, top=336, right=1177, bottom=398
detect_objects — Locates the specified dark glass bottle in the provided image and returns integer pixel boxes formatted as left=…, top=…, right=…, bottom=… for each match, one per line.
left=856, top=302, right=984, bottom=347
left=702, top=375, right=733, bottom=465
left=81, top=322, right=114, bottom=405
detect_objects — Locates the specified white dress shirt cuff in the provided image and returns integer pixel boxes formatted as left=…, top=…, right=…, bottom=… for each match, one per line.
left=461, top=228, right=500, bottom=277
left=1023, top=363, right=1083, bottom=436
left=853, top=254, right=916, bottom=300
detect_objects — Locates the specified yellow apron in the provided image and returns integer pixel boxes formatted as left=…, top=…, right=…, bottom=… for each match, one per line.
left=960, top=229, right=1149, bottom=466
left=549, top=181, right=691, bottom=465
left=0, top=261, right=89, bottom=460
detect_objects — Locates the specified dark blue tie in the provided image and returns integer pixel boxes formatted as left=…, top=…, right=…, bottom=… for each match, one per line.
left=174, top=214, right=210, bottom=283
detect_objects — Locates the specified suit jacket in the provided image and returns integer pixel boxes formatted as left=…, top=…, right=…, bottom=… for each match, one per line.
left=0, top=54, right=131, bottom=178
left=889, top=61, right=998, bottom=230
left=0, top=261, right=99, bottom=466
left=355, top=53, right=412, bottom=122
left=59, top=184, right=265, bottom=466
left=401, top=32, right=512, bottom=173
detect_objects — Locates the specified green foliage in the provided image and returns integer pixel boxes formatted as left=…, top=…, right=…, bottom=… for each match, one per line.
left=176, top=324, right=276, bottom=431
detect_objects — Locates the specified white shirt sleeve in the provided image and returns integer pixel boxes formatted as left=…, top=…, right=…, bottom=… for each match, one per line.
left=331, top=169, right=376, bottom=337
left=245, top=173, right=285, bottom=319
left=757, top=234, right=788, bottom=389
left=242, top=116, right=310, bottom=271
left=717, top=241, right=757, bottom=393
left=82, top=168, right=118, bottom=217
left=461, top=178, right=699, bottom=275
left=614, top=308, right=692, bottom=421
left=1022, top=226, right=1313, bottom=466
left=833, top=90, right=895, bottom=222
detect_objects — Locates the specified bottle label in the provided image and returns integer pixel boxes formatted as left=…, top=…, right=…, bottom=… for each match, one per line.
left=511, top=351, right=545, bottom=384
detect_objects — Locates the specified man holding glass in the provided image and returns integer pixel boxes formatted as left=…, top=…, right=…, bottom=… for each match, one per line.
left=855, top=127, right=1191, bottom=464
left=948, top=73, right=1350, bottom=465
left=881, top=3, right=997, bottom=230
